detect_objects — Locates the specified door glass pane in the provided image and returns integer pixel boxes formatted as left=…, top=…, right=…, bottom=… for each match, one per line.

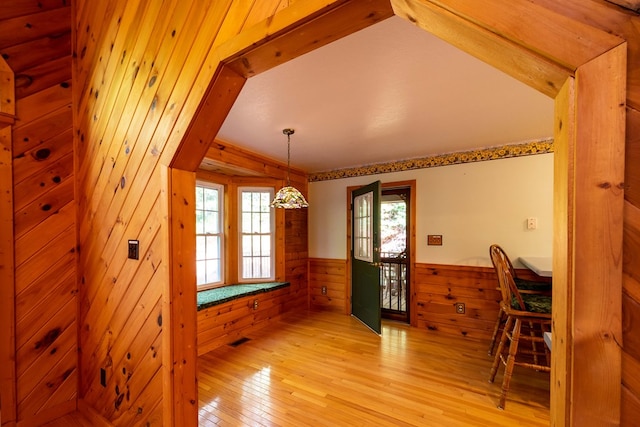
left=354, top=192, right=373, bottom=262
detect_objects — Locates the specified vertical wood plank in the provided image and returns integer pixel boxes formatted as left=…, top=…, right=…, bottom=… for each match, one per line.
left=0, top=56, right=16, bottom=425
left=162, top=166, right=198, bottom=427
left=571, top=43, right=626, bottom=426
left=552, top=76, right=574, bottom=427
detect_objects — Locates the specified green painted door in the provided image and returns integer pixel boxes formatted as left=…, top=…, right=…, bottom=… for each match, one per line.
left=351, top=181, right=381, bottom=334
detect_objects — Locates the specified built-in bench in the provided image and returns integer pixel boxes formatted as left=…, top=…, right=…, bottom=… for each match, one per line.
left=197, top=282, right=290, bottom=355
left=197, top=282, right=290, bottom=310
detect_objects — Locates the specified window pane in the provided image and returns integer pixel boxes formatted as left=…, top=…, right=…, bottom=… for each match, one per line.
left=204, top=211, right=217, bottom=234
left=252, top=257, right=262, bottom=277
left=252, top=213, right=260, bottom=234
left=242, top=235, right=252, bottom=256
left=196, top=183, right=224, bottom=286
left=260, top=193, right=270, bottom=212
left=204, top=188, right=218, bottom=210
left=205, top=260, right=219, bottom=283
left=242, top=212, right=252, bottom=233
left=260, top=212, right=270, bottom=233
left=206, top=236, right=219, bottom=259
left=261, top=235, right=271, bottom=256
left=239, top=188, right=274, bottom=281
left=195, top=210, right=204, bottom=234
left=195, top=187, right=204, bottom=210
left=196, top=260, right=206, bottom=285
left=261, top=257, right=271, bottom=277
left=196, top=236, right=206, bottom=261
left=242, top=192, right=251, bottom=210
left=243, top=257, right=252, bottom=278
left=251, top=235, right=260, bottom=256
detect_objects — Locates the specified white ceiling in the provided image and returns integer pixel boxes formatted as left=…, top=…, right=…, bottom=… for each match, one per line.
left=216, top=16, right=554, bottom=174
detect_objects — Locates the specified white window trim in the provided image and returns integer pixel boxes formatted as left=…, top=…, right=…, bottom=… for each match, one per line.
left=238, top=186, right=275, bottom=283
left=196, top=181, right=224, bottom=289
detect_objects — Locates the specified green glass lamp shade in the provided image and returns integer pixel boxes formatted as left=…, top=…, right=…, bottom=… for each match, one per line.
left=270, top=185, right=309, bottom=209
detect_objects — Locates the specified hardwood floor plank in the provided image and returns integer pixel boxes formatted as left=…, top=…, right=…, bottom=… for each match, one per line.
left=198, top=310, right=550, bottom=426
left=47, top=309, right=548, bottom=426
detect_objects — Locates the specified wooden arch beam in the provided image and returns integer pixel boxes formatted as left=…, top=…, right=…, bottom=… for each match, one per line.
left=165, top=1, right=626, bottom=425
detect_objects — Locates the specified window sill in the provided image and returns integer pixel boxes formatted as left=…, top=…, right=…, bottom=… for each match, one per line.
left=197, top=282, right=290, bottom=311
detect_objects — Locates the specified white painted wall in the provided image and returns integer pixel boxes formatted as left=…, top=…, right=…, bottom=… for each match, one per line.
left=308, top=153, right=553, bottom=267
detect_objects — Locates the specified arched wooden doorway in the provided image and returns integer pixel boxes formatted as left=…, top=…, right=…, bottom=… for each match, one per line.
left=165, top=1, right=625, bottom=425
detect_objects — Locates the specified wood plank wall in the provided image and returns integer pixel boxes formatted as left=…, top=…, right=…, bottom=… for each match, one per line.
left=0, top=1, right=75, bottom=425
left=414, top=264, right=499, bottom=339
left=284, top=208, right=309, bottom=311
left=0, top=0, right=635, bottom=425
left=73, top=2, right=298, bottom=424
left=309, top=258, right=348, bottom=312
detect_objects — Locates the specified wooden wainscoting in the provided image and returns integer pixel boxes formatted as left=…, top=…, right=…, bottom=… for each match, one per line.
left=284, top=208, right=309, bottom=311
left=308, top=258, right=348, bottom=313
left=414, top=264, right=501, bottom=339
left=415, top=263, right=549, bottom=339
left=308, top=258, right=550, bottom=341
left=197, top=286, right=292, bottom=356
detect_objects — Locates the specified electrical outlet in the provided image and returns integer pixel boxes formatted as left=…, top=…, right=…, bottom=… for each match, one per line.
left=455, top=302, right=465, bottom=314
left=253, top=299, right=258, bottom=310
left=321, top=286, right=327, bottom=295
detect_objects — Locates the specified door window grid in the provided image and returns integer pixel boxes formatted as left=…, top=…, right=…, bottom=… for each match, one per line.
left=354, top=192, right=373, bottom=262
left=196, top=183, right=224, bottom=287
left=240, top=188, right=274, bottom=281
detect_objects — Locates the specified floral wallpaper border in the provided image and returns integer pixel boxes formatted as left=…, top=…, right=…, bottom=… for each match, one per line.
left=308, top=138, right=554, bottom=182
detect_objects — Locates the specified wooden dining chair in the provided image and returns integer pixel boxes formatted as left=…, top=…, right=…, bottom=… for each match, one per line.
left=488, top=244, right=552, bottom=409
left=487, top=245, right=551, bottom=356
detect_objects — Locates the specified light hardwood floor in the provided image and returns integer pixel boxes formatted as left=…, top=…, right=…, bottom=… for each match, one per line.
left=39, top=309, right=549, bottom=426
left=198, top=310, right=550, bottom=426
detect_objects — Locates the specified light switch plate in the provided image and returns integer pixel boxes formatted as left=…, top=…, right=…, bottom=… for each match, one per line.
left=128, top=240, right=139, bottom=260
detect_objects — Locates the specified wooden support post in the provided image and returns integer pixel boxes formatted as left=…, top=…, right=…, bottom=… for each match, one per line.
left=162, top=166, right=198, bottom=427
left=0, top=57, right=16, bottom=426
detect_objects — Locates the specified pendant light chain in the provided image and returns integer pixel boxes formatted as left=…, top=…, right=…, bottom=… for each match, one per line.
left=286, top=131, right=291, bottom=186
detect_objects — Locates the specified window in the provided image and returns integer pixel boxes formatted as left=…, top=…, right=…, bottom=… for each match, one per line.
left=239, top=187, right=274, bottom=281
left=353, top=191, right=373, bottom=262
left=195, top=183, right=223, bottom=287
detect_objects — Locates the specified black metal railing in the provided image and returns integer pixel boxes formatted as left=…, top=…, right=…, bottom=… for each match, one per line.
left=380, top=251, right=408, bottom=313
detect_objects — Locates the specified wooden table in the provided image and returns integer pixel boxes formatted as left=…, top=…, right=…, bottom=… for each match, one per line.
left=519, top=256, right=552, bottom=277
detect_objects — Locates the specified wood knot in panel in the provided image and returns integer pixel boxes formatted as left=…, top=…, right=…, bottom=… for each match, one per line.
left=35, top=327, right=62, bottom=349
left=34, top=148, right=51, bottom=160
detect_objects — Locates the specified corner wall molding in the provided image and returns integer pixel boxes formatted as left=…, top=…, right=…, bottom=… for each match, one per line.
left=308, top=138, right=554, bottom=182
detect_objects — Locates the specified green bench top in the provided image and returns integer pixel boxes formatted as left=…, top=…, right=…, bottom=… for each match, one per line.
left=197, top=282, right=290, bottom=310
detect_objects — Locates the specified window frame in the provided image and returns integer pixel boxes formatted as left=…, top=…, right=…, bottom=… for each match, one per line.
left=237, top=186, right=276, bottom=283
left=195, top=181, right=224, bottom=289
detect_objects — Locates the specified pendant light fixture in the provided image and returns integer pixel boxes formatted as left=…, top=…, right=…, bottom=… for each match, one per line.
left=270, top=128, right=309, bottom=209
